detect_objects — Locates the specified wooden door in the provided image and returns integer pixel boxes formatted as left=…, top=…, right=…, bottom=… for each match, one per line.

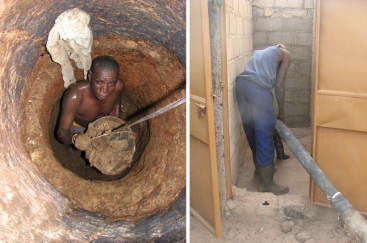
left=311, top=0, right=367, bottom=215
left=190, top=0, right=222, bottom=238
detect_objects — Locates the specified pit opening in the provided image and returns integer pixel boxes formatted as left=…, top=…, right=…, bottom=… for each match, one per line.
left=23, top=36, right=186, bottom=222
left=2, top=1, right=186, bottom=240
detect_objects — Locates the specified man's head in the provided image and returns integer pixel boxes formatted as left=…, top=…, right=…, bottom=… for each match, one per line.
left=88, top=56, right=120, bottom=101
left=90, top=55, right=119, bottom=75
left=277, top=44, right=288, bottom=51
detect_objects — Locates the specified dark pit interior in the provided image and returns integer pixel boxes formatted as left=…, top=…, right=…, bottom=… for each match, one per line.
left=49, top=97, right=150, bottom=181
left=24, top=36, right=186, bottom=222
left=0, top=1, right=186, bottom=241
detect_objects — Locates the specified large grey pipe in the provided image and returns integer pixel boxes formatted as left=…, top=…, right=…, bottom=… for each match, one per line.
left=275, top=120, right=367, bottom=242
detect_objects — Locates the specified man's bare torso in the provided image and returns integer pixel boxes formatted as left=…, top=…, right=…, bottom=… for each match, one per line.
left=71, top=80, right=124, bottom=127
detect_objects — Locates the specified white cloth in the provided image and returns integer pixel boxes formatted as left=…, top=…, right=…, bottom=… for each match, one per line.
left=46, top=8, right=93, bottom=88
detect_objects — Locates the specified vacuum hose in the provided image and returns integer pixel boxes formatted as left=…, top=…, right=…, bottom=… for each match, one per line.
left=275, top=120, right=367, bottom=242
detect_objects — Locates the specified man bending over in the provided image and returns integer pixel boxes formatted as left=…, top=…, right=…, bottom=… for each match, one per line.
left=235, top=44, right=291, bottom=195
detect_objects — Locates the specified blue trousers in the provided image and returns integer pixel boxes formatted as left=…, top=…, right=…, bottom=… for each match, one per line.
left=235, top=80, right=275, bottom=166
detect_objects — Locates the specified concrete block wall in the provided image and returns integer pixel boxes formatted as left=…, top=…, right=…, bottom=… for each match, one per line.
left=226, top=0, right=253, bottom=185
left=252, top=0, right=314, bottom=127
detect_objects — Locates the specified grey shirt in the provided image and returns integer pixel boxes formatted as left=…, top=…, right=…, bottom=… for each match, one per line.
left=236, top=45, right=279, bottom=90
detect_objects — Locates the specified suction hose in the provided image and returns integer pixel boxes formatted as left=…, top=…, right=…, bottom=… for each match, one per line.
left=275, top=120, right=367, bottom=242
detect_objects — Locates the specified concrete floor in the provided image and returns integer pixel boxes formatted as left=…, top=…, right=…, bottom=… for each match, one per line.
left=190, top=127, right=362, bottom=243
left=236, top=127, right=311, bottom=195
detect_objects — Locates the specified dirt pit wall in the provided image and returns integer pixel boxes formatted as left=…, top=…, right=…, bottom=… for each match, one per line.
left=0, top=1, right=186, bottom=241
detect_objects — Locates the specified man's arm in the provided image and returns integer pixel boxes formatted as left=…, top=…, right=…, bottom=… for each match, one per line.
left=109, top=95, right=121, bottom=118
left=275, top=48, right=291, bottom=122
left=57, top=88, right=81, bottom=144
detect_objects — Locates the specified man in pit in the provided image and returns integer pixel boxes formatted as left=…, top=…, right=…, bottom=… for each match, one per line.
left=57, top=55, right=125, bottom=145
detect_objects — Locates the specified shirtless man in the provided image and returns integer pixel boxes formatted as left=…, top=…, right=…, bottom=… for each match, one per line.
left=235, top=44, right=291, bottom=195
left=57, top=55, right=124, bottom=145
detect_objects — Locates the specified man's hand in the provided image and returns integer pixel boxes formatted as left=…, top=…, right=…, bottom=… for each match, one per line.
left=74, top=133, right=91, bottom=151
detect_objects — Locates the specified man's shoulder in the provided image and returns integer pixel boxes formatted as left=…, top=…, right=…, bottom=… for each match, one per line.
left=63, top=81, right=90, bottom=100
left=277, top=47, right=291, bottom=62
left=66, top=80, right=90, bottom=92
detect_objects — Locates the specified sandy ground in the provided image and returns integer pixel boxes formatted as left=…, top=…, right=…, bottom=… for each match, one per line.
left=190, top=128, right=362, bottom=243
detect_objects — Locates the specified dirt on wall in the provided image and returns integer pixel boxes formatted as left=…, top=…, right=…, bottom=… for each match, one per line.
left=22, top=36, right=186, bottom=222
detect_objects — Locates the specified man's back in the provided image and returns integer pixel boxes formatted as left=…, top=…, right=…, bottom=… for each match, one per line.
left=237, top=45, right=279, bottom=90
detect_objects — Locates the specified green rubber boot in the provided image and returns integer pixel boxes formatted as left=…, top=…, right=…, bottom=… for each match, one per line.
left=258, top=165, right=289, bottom=195
left=253, top=153, right=276, bottom=178
left=252, top=153, right=259, bottom=178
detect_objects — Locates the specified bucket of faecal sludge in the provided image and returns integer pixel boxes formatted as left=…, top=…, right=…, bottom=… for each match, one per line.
left=74, top=116, right=136, bottom=175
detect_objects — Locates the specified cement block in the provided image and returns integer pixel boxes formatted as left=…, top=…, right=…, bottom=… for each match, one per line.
left=253, top=6, right=265, bottom=17
left=230, top=91, right=240, bottom=114
left=297, top=90, right=311, bottom=103
left=226, top=0, right=233, bottom=9
left=231, top=147, right=243, bottom=185
left=253, top=31, right=267, bottom=45
left=239, top=40, right=244, bottom=57
left=234, top=38, right=241, bottom=57
left=247, top=38, right=253, bottom=54
left=253, top=0, right=274, bottom=8
left=282, top=13, right=293, bottom=19
left=227, top=61, right=237, bottom=85
left=285, top=90, right=298, bottom=102
left=230, top=131, right=241, bottom=159
left=239, top=0, right=245, bottom=15
left=243, top=53, right=251, bottom=65
left=285, top=116, right=310, bottom=127
left=268, top=31, right=295, bottom=45
left=230, top=12, right=237, bottom=35
left=264, top=8, right=272, bottom=17
left=236, top=56, right=245, bottom=74
left=239, top=38, right=245, bottom=57
left=238, top=131, right=247, bottom=154
left=233, top=0, right=239, bottom=12
left=283, top=17, right=313, bottom=31
left=287, top=62, right=296, bottom=77
left=230, top=122, right=243, bottom=154
left=298, top=62, right=312, bottom=75
left=253, top=44, right=268, bottom=51
left=275, top=0, right=302, bottom=8
left=228, top=86, right=236, bottom=115
left=230, top=123, right=242, bottom=150
left=245, top=19, right=252, bottom=35
left=289, top=46, right=312, bottom=60
left=227, top=38, right=234, bottom=61
left=285, top=75, right=311, bottom=90
left=271, top=10, right=282, bottom=18
left=296, top=32, right=313, bottom=45
left=305, top=0, right=314, bottom=9
left=226, top=9, right=230, bottom=36
left=246, top=1, right=253, bottom=19
left=255, top=17, right=282, bottom=31
left=285, top=102, right=310, bottom=116
left=237, top=16, right=243, bottom=36
left=283, top=9, right=308, bottom=18
left=306, top=9, right=314, bottom=18
left=241, top=40, right=248, bottom=57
